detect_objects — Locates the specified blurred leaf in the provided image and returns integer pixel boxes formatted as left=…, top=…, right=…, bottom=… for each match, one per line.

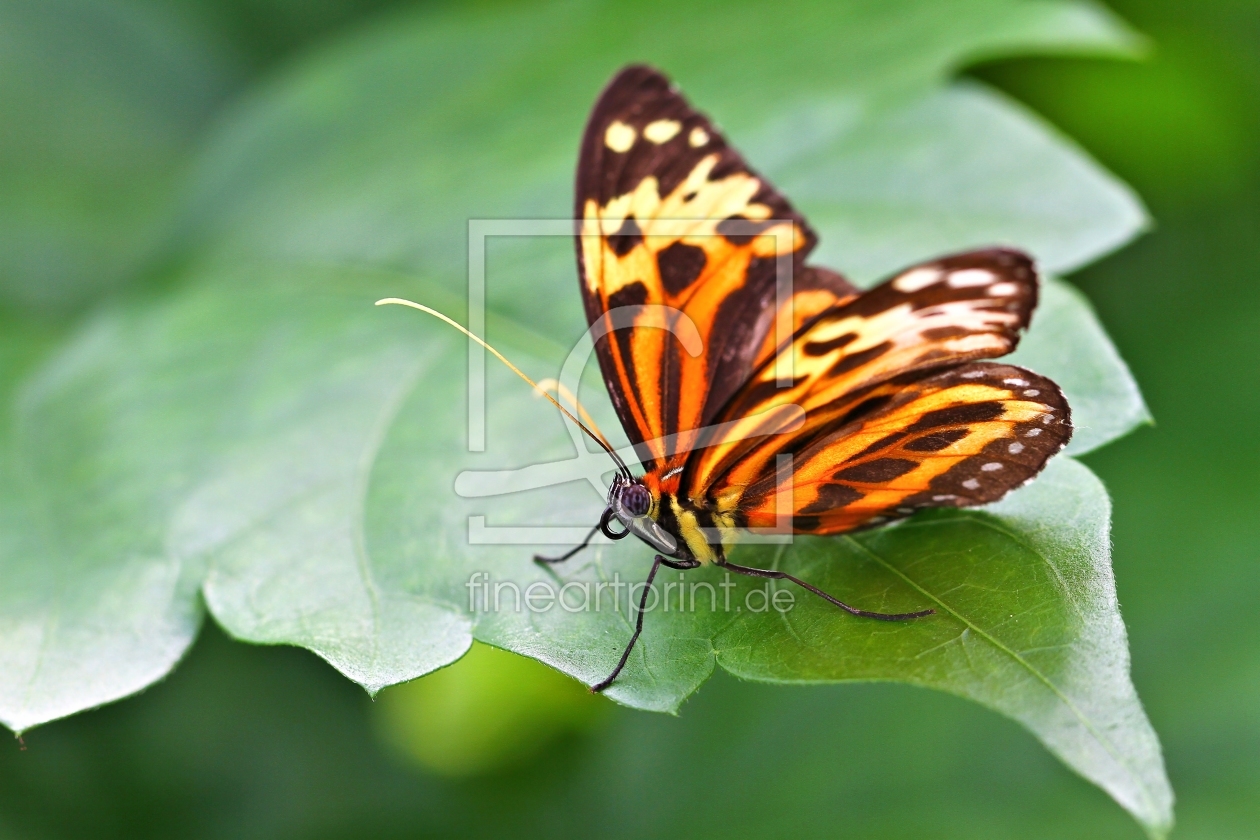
left=177, top=0, right=414, bottom=68
left=0, top=0, right=239, bottom=310
left=178, top=0, right=1144, bottom=324
left=773, top=82, right=1146, bottom=283
left=0, top=0, right=414, bottom=312
left=1009, top=277, right=1151, bottom=454
left=0, top=312, right=65, bottom=399
left=976, top=30, right=1257, bottom=205
left=0, top=266, right=470, bottom=733
left=0, top=0, right=1169, bottom=834
left=374, top=641, right=605, bottom=776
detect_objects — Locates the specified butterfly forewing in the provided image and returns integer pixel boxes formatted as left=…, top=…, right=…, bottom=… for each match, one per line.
left=574, top=64, right=1072, bottom=544
left=575, top=65, right=822, bottom=472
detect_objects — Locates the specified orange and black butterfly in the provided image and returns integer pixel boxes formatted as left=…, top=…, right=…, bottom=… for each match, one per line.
left=533, top=65, right=1073, bottom=692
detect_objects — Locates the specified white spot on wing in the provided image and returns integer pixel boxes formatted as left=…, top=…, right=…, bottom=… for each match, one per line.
left=688, top=126, right=709, bottom=147
left=981, top=462, right=1003, bottom=471
left=1003, top=377, right=1029, bottom=387
left=892, top=267, right=942, bottom=292
left=644, top=119, right=682, bottom=144
left=605, top=121, right=636, bottom=153
left=1025, top=428, right=1043, bottom=437
left=960, top=370, right=986, bottom=379
left=933, top=494, right=957, bottom=502
left=947, top=269, right=996, bottom=287
left=1008, top=442, right=1025, bottom=454
left=962, top=478, right=981, bottom=490
left=943, top=334, right=1004, bottom=354
left=1023, top=389, right=1040, bottom=397
left=988, top=282, right=1019, bottom=297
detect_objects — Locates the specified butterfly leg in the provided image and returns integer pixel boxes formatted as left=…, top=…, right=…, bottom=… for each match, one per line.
left=534, top=523, right=602, bottom=565
left=535, top=506, right=631, bottom=565
left=592, top=554, right=701, bottom=693
left=721, top=560, right=934, bottom=621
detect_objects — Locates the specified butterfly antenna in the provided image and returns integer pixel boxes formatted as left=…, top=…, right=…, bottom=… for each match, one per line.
left=376, top=298, right=633, bottom=477
left=534, top=377, right=613, bottom=451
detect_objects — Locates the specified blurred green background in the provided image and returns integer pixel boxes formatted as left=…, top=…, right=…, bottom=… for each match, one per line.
left=0, top=0, right=1256, bottom=838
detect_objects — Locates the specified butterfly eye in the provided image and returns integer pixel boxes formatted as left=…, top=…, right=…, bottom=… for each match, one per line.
left=622, top=484, right=651, bottom=518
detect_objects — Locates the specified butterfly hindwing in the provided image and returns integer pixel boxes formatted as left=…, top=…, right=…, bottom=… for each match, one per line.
left=733, top=362, right=1072, bottom=534
left=575, top=65, right=822, bottom=472
left=685, top=249, right=1041, bottom=497
left=733, top=248, right=1037, bottom=422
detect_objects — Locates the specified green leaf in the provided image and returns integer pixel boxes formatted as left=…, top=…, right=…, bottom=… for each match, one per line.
left=1009, top=277, right=1151, bottom=454
left=0, top=0, right=411, bottom=311
left=0, top=0, right=238, bottom=310
left=0, top=0, right=1170, bottom=835
left=0, top=266, right=466, bottom=732
left=771, top=82, right=1147, bottom=284
left=0, top=244, right=1168, bottom=821
left=178, top=0, right=1144, bottom=291
left=716, top=457, right=1173, bottom=837
left=360, top=295, right=1171, bottom=833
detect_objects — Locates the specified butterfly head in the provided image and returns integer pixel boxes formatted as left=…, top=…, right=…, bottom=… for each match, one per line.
left=604, top=473, right=678, bottom=556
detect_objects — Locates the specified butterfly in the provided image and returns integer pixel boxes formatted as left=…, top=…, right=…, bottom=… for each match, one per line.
left=520, top=64, right=1075, bottom=692
left=372, top=65, right=1074, bottom=693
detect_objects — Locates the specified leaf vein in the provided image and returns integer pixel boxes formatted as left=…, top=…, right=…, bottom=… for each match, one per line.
left=841, top=534, right=1160, bottom=819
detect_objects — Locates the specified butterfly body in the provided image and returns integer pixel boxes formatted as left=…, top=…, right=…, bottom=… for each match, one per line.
left=627, top=464, right=739, bottom=565
left=555, top=65, right=1073, bottom=691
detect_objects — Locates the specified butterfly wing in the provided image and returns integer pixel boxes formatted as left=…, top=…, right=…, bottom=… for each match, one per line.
left=728, top=362, right=1072, bottom=533
left=686, top=248, right=1043, bottom=495
left=575, top=65, right=838, bottom=472
left=576, top=66, right=1072, bottom=533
